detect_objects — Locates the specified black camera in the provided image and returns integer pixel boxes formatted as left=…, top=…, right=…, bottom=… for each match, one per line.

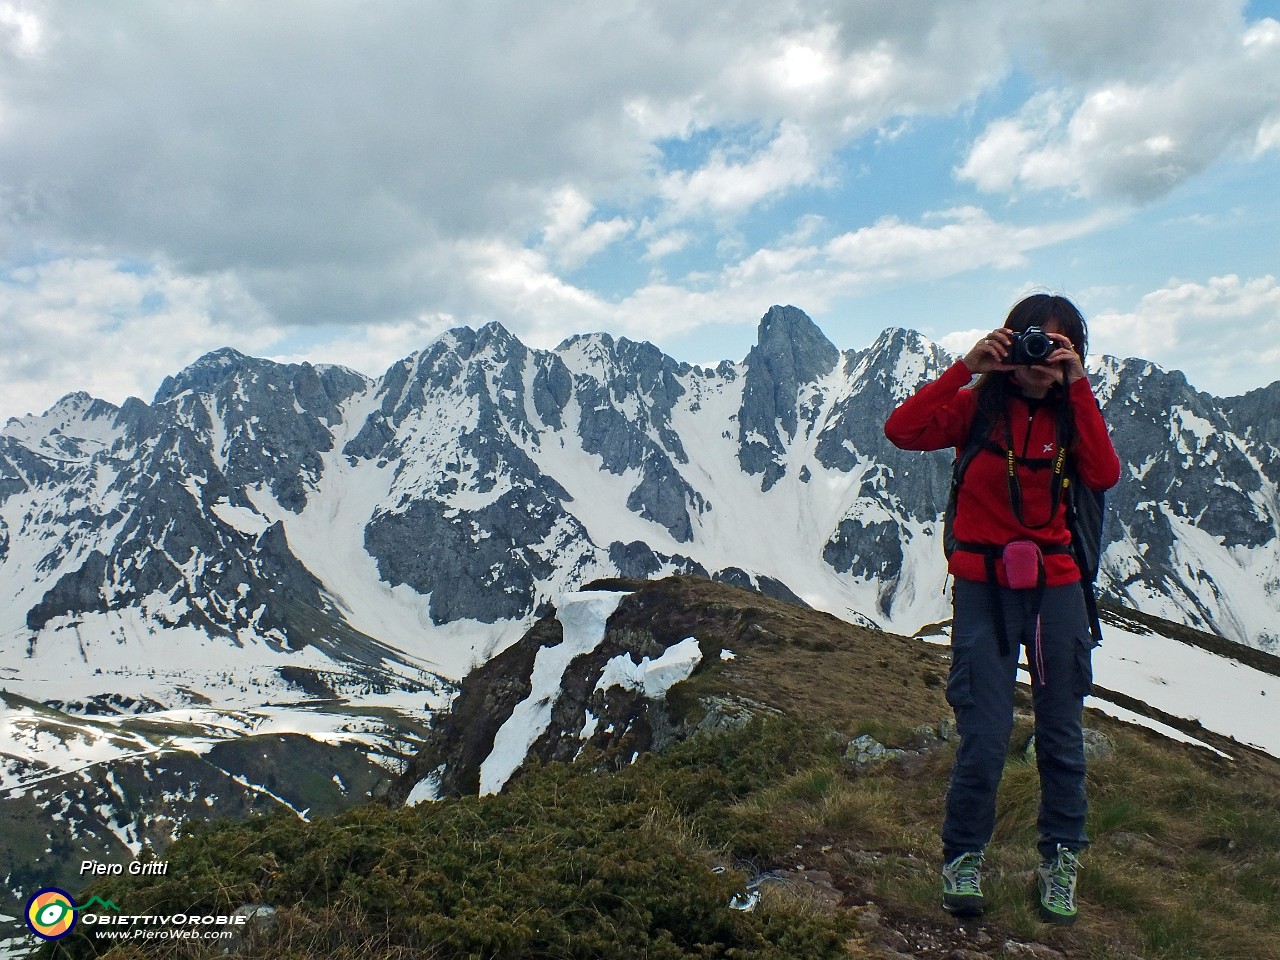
left=1008, top=326, right=1058, bottom=365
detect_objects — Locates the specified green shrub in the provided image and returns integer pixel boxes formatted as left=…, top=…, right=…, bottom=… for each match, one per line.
left=47, top=718, right=853, bottom=960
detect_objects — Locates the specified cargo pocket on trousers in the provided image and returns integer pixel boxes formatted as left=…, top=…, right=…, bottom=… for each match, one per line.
left=946, top=652, right=974, bottom=708
left=1073, top=633, right=1098, bottom=697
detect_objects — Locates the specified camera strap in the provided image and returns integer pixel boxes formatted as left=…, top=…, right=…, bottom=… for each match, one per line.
left=1002, top=408, right=1067, bottom=531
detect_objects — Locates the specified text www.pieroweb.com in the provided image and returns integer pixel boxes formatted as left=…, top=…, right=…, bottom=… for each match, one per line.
left=92, top=927, right=235, bottom=942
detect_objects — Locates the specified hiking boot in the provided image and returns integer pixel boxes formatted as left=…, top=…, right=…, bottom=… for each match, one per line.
left=1036, top=845, right=1082, bottom=925
left=941, top=851, right=985, bottom=916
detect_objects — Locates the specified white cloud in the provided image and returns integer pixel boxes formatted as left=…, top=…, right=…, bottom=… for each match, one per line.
left=957, top=92, right=1075, bottom=194
left=642, top=231, right=692, bottom=262
left=938, top=328, right=990, bottom=360
left=711, top=9, right=1010, bottom=127
left=539, top=188, right=633, bottom=270
left=0, top=1, right=43, bottom=58
left=657, top=121, right=826, bottom=221
left=269, top=313, right=462, bottom=382
left=531, top=207, right=1115, bottom=347
left=1004, top=0, right=1245, bottom=83
left=1090, top=275, right=1280, bottom=395
left=821, top=206, right=1113, bottom=282
left=0, top=1, right=1042, bottom=327
left=454, top=240, right=613, bottom=347
left=0, top=259, right=279, bottom=419
left=959, top=16, right=1280, bottom=202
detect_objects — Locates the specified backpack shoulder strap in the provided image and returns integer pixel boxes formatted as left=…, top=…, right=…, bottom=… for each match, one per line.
left=953, top=403, right=993, bottom=485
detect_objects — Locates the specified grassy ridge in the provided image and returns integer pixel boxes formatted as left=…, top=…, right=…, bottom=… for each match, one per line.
left=37, top=577, right=1280, bottom=959
left=44, top=713, right=1280, bottom=959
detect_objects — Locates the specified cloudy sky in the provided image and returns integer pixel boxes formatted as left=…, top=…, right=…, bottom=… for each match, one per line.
left=2, top=0, right=1278, bottom=420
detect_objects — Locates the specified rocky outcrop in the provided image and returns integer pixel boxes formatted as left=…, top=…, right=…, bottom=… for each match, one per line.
left=394, top=582, right=716, bottom=799
left=391, top=575, right=959, bottom=802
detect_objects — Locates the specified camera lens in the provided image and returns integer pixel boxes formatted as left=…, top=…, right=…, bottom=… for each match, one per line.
left=1021, top=331, right=1053, bottom=361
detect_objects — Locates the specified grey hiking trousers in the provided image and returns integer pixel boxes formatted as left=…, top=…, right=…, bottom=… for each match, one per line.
left=942, top=579, right=1096, bottom=862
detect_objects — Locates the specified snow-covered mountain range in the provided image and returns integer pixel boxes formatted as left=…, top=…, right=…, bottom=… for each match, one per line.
left=3, top=304, right=1277, bottom=696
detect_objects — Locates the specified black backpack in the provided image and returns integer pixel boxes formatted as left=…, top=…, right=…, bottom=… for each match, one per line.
left=943, top=400, right=1107, bottom=648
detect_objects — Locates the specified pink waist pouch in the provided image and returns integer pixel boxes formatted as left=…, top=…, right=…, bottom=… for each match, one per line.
left=1002, top=539, right=1043, bottom=589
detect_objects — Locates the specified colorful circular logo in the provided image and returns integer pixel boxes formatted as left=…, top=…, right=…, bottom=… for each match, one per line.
left=26, top=888, right=78, bottom=940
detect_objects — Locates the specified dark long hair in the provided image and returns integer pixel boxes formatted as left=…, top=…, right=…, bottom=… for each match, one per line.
left=971, top=293, right=1089, bottom=444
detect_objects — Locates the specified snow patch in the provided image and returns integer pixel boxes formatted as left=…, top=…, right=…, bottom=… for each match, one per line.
left=405, top=767, right=443, bottom=806
left=595, top=637, right=703, bottom=699
left=1093, top=622, right=1280, bottom=757
left=210, top=498, right=272, bottom=536
left=1084, top=700, right=1230, bottom=758
left=478, top=591, right=629, bottom=795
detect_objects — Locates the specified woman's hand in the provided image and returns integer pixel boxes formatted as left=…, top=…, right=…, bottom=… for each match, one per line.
left=1045, top=333, right=1086, bottom=384
left=962, top=329, right=1015, bottom=374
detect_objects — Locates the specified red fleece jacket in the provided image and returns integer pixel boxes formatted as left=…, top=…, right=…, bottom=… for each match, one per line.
left=884, top=360, right=1121, bottom=587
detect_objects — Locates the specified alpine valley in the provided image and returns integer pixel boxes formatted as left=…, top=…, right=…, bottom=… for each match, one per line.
left=3, top=305, right=1279, bottom=942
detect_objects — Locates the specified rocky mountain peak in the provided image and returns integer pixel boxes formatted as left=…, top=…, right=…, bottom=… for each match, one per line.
left=866, top=326, right=929, bottom=358
left=1223, top=380, right=1280, bottom=451
left=48, top=390, right=105, bottom=414
left=472, top=319, right=524, bottom=358
left=3, top=390, right=121, bottom=439
left=850, top=327, right=953, bottom=405
left=735, top=307, right=841, bottom=490
left=424, top=321, right=526, bottom=368
left=154, top=346, right=254, bottom=403
left=748, top=304, right=839, bottom=384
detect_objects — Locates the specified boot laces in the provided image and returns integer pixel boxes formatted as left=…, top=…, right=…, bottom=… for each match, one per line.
left=1042, top=845, right=1080, bottom=910
left=946, top=852, right=983, bottom=894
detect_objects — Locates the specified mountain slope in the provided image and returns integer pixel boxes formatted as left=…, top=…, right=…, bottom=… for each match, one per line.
left=3, top=306, right=1279, bottom=951
left=42, top=576, right=1280, bottom=960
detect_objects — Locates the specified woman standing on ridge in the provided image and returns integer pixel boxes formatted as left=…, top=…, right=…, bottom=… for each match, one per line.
left=884, top=293, right=1120, bottom=925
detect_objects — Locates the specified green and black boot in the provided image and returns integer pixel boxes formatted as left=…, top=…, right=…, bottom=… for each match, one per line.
left=942, top=851, right=985, bottom=916
left=1036, top=845, right=1082, bottom=925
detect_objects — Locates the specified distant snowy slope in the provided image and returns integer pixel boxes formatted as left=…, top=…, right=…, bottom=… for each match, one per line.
left=1, top=304, right=1277, bottom=734
left=1088, top=621, right=1280, bottom=757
